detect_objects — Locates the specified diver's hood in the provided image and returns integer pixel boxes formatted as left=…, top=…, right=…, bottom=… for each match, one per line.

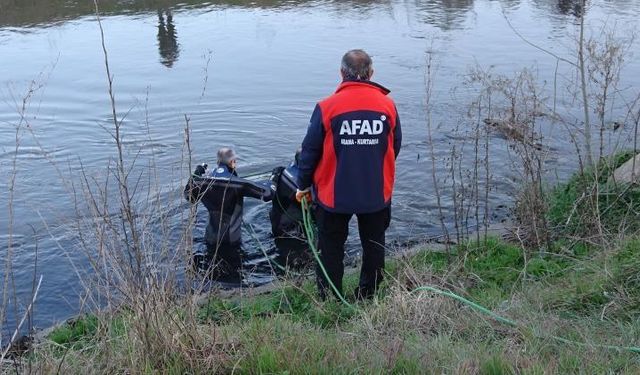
left=278, top=165, right=300, bottom=200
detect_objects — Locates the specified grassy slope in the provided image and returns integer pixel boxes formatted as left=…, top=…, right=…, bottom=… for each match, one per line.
left=39, top=236, right=640, bottom=374
left=33, top=154, right=640, bottom=373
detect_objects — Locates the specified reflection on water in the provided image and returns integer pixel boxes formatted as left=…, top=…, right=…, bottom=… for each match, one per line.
left=0, top=0, right=484, bottom=32
left=413, top=0, right=475, bottom=30
left=531, top=0, right=585, bottom=17
left=1, top=0, right=621, bottom=31
left=1, top=0, right=640, bottom=336
left=0, top=0, right=200, bottom=28
left=157, top=10, right=179, bottom=67
left=556, top=0, right=584, bottom=16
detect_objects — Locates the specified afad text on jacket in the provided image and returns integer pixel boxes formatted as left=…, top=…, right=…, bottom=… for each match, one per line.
left=298, top=80, right=402, bottom=214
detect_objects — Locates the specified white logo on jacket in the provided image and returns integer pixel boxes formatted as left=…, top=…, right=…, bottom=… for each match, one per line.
left=339, top=119, right=384, bottom=136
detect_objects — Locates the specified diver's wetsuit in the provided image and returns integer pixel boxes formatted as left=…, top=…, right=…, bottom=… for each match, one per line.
left=184, top=164, right=274, bottom=252
left=269, top=162, right=312, bottom=269
left=269, top=163, right=303, bottom=238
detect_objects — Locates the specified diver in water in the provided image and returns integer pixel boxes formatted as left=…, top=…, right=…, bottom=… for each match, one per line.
left=184, top=147, right=274, bottom=274
left=268, top=149, right=313, bottom=268
left=269, top=149, right=304, bottom=239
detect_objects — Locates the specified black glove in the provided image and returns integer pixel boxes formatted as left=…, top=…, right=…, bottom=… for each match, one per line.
left=194, top=163, right=208, bottom=177
left=270, top=166, right=285, bottom=184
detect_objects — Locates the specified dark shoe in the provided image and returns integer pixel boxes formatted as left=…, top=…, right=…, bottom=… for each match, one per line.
left=318, top=287, right=327, bottom=302
left=353, top=286, right=375, bottom=301
left=317, top=275, right=343, bottom=302
left=318, top=287, right=347, bottom=302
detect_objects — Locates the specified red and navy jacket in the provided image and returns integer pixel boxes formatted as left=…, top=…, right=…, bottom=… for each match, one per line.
left=298, top=80, right=402, bottom=214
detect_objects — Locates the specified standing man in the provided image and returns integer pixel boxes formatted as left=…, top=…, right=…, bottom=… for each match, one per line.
left=296, top=49, right=402, bottom=300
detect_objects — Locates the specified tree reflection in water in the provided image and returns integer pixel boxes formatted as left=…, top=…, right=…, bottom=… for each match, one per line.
left=557, top=0, right=584, bottom=16
left=157, top=9, right=180, bottom=68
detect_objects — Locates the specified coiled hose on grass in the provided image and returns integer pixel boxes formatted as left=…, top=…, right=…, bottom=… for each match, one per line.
left=299, top=199, right=640, bottom=354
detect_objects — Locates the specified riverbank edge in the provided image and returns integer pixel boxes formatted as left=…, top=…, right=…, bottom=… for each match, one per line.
left=31, top=220, right=509, bottom=344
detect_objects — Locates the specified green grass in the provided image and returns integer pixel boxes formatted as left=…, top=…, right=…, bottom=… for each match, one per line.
left=548, top=151, right=640, bottom=238
left=194, top=234, right=639, bottom=372
left=531, top=237, right=640, bottom=320
left=198, top=274, right=360, bottom=329
left=40, top=235, right=640, bottom=373
left=480, top=355, right=515, bottom=375
left=48, top=314, right=99, bottom=348
left=36, top=153, right=640, bottom=373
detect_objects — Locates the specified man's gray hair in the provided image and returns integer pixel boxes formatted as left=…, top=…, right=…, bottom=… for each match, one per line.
left=217, top=147, right=237, bottom=165
left=341, top=49, right=373, bottom=81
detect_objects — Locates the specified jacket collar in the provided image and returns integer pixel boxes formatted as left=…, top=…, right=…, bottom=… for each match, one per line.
left=335, top=79, right=391, bottom=95
left=216, top=163, right=238, bottom=176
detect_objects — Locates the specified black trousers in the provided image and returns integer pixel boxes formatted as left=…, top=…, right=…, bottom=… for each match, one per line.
left=314, top=205, right=391, bottom=297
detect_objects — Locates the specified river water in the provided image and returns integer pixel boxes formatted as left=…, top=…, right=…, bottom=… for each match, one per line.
left=1, top=0, right=639, bottom=335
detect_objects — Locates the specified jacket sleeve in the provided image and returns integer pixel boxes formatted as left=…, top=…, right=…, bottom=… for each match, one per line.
left=184, top=163, right=210, bottom=203
left=184, top=177, right=202, bottom=203
left=239, top=178, right=274, bottom=202
left=297, top=104, right=324, bottom=190
left=393, top=107, right=402, bottom=159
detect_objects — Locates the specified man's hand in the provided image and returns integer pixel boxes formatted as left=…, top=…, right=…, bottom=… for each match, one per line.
left=295, top=188, right=311, bottom=203
left=194, top=163, right=208, bottom=177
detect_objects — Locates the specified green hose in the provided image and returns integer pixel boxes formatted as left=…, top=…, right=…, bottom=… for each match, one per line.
left=299, top=199, right=640, bottom=354
left=301, top=198, right=354, bottom=308
left=410, top=286, right=640, bottom=354
left=410, top=286, right=516, bottom=327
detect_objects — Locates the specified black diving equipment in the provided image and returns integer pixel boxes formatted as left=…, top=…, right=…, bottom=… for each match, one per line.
left=184, top=164, right=274, bottom=250
left=269, top=162, right=303, bottom=238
